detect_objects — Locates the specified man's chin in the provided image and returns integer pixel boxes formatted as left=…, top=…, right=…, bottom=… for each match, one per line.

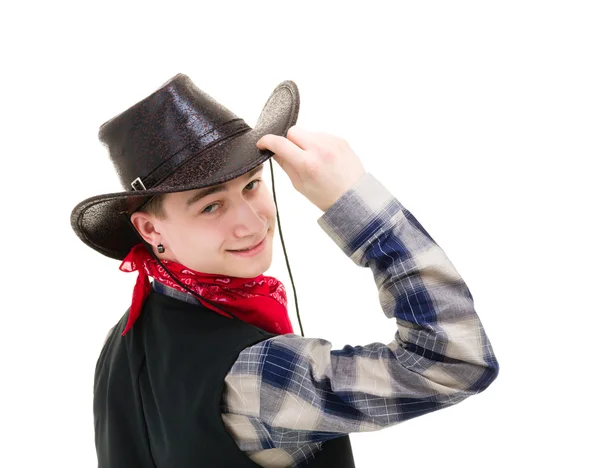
left=231, top=256, right=272, bottom=279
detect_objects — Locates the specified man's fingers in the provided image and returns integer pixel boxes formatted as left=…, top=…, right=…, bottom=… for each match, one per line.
left=256, top=134, right=305, bottom=167
left=285, top=125, right=319, bottom=151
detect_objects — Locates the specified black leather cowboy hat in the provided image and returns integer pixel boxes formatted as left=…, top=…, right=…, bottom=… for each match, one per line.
left=70, top=73, right=300, bottom=260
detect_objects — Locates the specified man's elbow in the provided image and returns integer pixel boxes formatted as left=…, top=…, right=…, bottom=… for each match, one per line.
left=468, top=356, right=500, bottom=394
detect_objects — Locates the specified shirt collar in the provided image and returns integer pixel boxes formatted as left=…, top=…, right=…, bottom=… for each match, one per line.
left=152, top=280, right=201, bottom=306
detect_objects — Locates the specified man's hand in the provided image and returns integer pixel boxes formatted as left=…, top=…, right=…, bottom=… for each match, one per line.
left=256, top=125, right=367, bottom=212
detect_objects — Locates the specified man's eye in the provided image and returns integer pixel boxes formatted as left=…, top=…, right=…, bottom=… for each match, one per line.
left=246, top=179, right=262, bottom=191
left=202, top=203, right=219, bottom=214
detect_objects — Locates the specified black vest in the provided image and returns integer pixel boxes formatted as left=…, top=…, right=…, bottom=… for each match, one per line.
left=94, top=290, right=355, bottom=467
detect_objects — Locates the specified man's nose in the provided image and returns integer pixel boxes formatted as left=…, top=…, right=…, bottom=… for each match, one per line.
left=231, top=200, right=266, bottom=236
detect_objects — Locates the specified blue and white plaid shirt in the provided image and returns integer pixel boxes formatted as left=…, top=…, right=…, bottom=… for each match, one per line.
left=133, top=172, right=499, bottom=467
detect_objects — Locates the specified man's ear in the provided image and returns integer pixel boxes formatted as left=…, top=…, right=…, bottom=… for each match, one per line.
left=130, top=212, right=161, bottom=246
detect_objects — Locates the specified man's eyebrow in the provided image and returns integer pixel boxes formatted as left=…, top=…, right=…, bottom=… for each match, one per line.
left=186, top=163, right=264, bottom=208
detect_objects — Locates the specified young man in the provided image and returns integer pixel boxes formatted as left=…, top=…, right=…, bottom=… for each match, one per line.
left=71, top=74, right=499, bottom=467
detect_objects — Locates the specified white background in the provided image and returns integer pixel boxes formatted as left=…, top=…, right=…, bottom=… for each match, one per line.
left=1, top=1, right=598, bottom=466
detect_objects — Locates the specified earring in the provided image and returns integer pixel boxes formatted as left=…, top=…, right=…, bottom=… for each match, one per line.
left=157, top=243, right=165, bottom=254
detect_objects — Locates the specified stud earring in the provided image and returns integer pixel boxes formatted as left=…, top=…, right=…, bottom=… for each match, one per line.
left=157, top=244, right=165, bottom=254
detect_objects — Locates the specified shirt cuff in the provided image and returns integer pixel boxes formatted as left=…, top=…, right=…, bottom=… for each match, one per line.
left=316, top=172, right=399, bottom=262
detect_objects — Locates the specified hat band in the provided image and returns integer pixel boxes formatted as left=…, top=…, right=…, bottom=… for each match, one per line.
left=129, top=118, right=251, bottom=191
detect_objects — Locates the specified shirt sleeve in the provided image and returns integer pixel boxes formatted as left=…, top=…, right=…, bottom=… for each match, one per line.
left=222, top=172, right=500, bottom=449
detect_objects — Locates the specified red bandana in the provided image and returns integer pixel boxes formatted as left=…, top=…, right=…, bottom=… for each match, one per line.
left=118, top=243, right=293, bottom=337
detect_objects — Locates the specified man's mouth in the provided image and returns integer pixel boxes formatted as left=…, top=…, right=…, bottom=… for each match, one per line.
left=228, top=234, right=267, bottom=252
left=233, top=245, right=255, bottom=252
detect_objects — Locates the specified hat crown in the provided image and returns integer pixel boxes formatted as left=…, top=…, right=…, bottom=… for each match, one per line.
left=98, top=73, right=250, bottom=191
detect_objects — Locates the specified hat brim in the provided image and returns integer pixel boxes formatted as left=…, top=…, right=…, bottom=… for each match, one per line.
left=71, top=80, right=300, bottom=260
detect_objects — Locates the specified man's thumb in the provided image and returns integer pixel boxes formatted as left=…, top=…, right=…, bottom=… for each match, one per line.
left=256, top=134, right=275, bottom=150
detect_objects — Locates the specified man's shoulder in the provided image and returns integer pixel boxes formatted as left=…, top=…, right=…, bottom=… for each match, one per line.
left=103, top=325, right=117, bottom=346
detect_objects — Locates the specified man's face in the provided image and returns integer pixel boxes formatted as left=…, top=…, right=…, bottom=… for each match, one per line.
left=133, top=164, right=276, bottom=278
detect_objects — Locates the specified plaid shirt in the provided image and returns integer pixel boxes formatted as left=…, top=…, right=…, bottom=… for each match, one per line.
left=129, top=172, right=499, bottom=467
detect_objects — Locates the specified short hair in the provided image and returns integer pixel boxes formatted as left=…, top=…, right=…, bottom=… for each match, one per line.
left=138, top=193, right=167, bottom=219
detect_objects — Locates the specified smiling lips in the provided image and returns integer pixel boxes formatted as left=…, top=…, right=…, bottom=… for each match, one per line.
left=236, top=242, right=260, bottom=251
left=228, top=234, right=267, bottom=252
left=229, top=236, right=267, bottom=257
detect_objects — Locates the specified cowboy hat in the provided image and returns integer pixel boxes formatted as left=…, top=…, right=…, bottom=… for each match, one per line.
left=70, top=73, right=300, bottom=260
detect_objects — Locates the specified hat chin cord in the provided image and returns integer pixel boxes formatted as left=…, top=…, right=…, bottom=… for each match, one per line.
left=125, top=157, right=305, bottom=338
